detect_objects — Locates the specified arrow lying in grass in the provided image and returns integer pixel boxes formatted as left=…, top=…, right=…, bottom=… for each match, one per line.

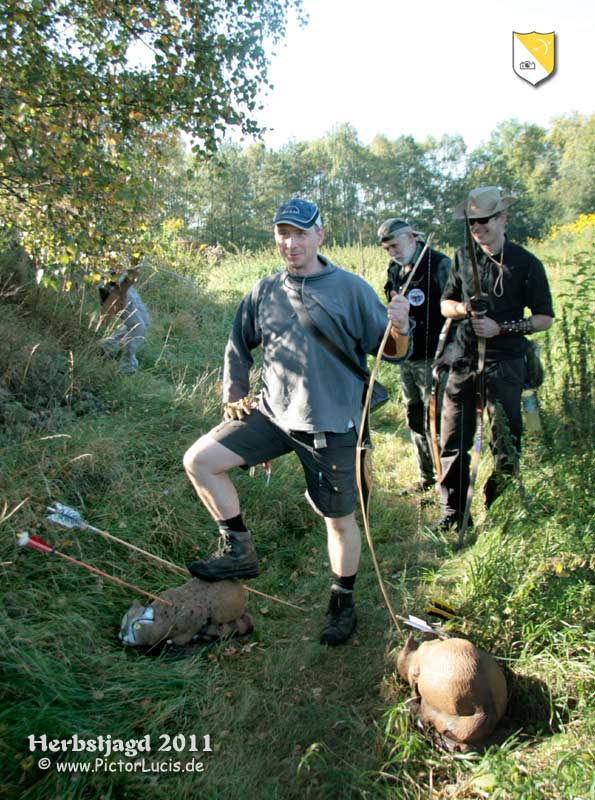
left=47, top=503, right=305, bottom=612
left=400, top=614, right=450, bottom=638
left=48, top=502, right=184, bottom=574
left=17, top=531, right=172, bottom=606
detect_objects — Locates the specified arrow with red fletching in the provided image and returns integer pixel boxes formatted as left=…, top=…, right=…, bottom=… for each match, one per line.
left=46, top=502, right=306, bottom=612
left=16, top=531, right=172, bottom=606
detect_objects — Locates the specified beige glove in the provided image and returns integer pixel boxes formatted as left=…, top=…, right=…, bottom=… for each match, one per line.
left=223, top=397, right=255, bottom=421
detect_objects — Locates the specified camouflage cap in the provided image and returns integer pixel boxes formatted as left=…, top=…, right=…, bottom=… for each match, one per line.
left=377, top=218, right=420, bottom=241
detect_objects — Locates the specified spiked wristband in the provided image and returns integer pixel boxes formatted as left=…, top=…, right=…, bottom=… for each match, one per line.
left=498, top=318, right=535, bottom=335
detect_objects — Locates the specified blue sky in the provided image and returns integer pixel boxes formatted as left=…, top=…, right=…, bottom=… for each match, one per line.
left=253, top=0, right=595, bottom=150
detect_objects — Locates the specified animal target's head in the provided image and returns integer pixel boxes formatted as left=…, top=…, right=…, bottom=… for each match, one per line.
left=119, top=602, right=156, bottom=646
left=396, top=635, right=420, bottom=680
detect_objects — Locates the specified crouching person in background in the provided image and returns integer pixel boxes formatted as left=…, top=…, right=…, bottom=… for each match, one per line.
left=99, top=261, right=150, bottom=374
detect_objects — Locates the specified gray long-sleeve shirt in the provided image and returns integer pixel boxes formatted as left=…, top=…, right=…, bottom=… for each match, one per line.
left=223, top=256, right=411, bottom=433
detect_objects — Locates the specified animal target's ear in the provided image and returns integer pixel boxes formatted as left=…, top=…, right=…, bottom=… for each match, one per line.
left=140, top=607, right=155, bottom=622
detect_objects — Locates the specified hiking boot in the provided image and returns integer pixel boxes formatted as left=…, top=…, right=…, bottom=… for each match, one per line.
left=188, top=527, right=259, bottom=582
left=320, top=590, right=357, bottom=646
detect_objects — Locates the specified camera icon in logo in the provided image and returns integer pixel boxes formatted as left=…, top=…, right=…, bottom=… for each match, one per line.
left=519, top=60, right=536, bottom=70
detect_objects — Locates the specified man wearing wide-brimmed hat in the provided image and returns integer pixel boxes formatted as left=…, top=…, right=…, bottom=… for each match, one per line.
left=183, top=198, right=413, bottom=646
left=377, top=218, right=452, bottom=495
left=435, top=186, right=554, bottom=533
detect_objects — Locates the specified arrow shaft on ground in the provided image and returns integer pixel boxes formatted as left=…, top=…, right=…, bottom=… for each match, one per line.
left=18, top=532, right=172, bottom=606
left=47, top=505, right=305, bottom=612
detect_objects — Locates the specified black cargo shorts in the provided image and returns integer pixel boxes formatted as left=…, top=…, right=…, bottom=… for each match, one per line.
left=208, top=409, right=358, bottom=518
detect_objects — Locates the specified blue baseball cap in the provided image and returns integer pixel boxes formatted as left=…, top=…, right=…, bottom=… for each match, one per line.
left=273, top=198, right=322, bottom=230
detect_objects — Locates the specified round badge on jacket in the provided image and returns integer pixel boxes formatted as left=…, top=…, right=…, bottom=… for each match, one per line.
left=407, top=287, right=425, bottom=306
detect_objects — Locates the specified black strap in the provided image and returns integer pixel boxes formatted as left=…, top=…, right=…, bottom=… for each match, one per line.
left=285, top=283, right=371, bottom=383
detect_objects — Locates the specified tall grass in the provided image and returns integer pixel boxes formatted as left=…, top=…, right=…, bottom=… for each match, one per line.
left=1, top=226, right=594, bottom=799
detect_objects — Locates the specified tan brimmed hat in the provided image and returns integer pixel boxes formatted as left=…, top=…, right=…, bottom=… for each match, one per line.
left=452, top=186, right=516, bottom=219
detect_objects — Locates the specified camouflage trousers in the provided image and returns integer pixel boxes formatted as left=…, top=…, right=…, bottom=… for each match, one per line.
left=399, top=359, right=442, bottom=485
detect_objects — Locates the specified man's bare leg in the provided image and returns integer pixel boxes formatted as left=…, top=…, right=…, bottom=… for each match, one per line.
left=320, top=512, right=359, bottom=646
left=324, top=513, right=361, bottom=576
left=183, top=435, right=246, bottom=519
left=183, top=434, right=258, bottom=581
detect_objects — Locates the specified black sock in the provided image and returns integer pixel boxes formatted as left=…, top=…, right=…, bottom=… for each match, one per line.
left=331, top=574, right=356, bottom=593
left=220, top=514, right=248, bottom=533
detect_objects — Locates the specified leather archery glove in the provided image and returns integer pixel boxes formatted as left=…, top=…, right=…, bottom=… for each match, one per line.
left=223, top=397, right=254, bottom=421
left=467, top=295, right=489, bottom=317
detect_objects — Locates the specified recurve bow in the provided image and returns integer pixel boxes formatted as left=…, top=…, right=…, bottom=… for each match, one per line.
left=356, top=234, right=434, bottom=632
left=429, top=317, right=453, bottom=483
left=458, top=213, right=487, bottom=548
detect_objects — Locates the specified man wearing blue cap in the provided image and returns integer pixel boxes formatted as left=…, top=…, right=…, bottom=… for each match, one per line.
left=183, top=198, right=412, bottom=645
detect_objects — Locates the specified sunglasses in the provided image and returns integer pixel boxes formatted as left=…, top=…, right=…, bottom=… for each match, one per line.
left=469, top=213, right=500, bottom=226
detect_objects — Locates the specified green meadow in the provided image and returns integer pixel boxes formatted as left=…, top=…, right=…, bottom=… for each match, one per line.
left=1, top=220, right=594, bottom=799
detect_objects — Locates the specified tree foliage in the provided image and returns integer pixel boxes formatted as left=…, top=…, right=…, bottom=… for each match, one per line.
left=2, top=0, right=592, bottom=278
left=172, top=113, right=595, bottom=252
left=0, top=0, right=303, bottom=281
left=548, top=113, right=595, bottom=223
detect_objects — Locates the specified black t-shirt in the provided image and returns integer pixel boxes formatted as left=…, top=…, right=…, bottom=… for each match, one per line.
left=442, top=238, right=555, bottom=364
left=384, top=246, right=451, bottom=361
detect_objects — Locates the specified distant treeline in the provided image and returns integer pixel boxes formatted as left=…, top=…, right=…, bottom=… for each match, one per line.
left=165, top=114, right=595, bottom=249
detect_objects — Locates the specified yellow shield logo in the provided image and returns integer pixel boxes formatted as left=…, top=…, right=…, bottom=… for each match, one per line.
left=513, top=31, right=556, bottom=86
